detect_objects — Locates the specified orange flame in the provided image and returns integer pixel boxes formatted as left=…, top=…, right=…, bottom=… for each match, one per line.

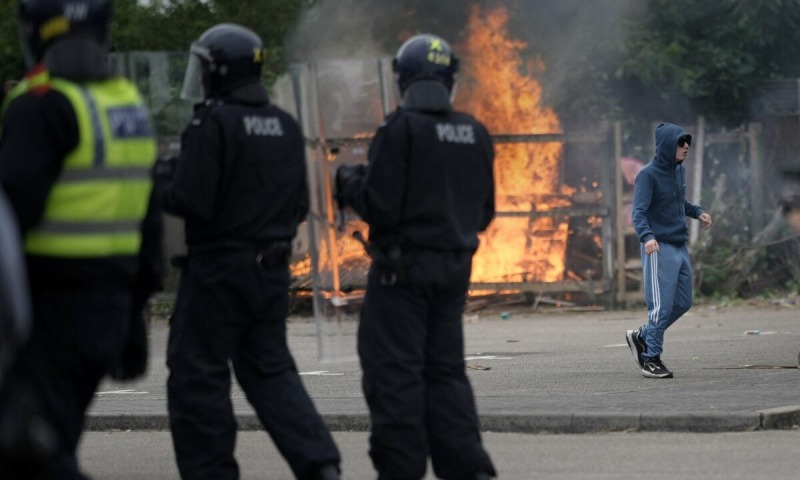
left=456, top=5, right=574, bottom=284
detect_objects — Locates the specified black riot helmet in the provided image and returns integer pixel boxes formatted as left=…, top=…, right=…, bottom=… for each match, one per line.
left=17, top=0, right=112, bottom=68
left=392, top=34, right=460, bottom=96
left=180, top=23, right=266, bottom=102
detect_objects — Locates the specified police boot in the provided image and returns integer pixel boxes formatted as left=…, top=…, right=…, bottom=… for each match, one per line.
left=313, top=463, right=340, bottom=480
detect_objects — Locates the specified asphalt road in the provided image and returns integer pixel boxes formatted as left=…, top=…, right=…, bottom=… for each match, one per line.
left=78, top=301, right=800, bottom=478
left=91, top=302, right=800, bottom=433
left=79, top=430, right=800, bottom=480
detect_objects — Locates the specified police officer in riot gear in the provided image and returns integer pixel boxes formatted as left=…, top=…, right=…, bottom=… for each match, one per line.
left=0, top=187, right=35, bottom=470
left=0, top=0, right=162, bottom=478
left=164, top=23, right=341, bottom=480
left=336, top=34, right=497, bottom=480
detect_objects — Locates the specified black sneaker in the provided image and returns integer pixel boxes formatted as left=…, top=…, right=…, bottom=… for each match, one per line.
left=641, top=357, right=673, bottom=378
left=626, top=327, right=647, bottom=368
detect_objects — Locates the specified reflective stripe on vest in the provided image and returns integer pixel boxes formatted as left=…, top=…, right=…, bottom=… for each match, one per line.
left=11, top=73, right=157, bottom=258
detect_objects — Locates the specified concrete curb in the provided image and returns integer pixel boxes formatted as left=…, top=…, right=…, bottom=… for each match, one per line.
left=759, top=405, right=800, bottom=430
left=85, top=408, right=800, bottom=434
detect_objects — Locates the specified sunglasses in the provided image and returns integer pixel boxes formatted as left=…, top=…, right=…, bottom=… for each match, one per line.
left=678, top=137, right=691, bottom=148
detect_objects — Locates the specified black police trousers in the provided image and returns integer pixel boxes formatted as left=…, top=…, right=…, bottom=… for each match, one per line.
left=358, top=250, right=496, bottom=480
left=0, top=289, right=130, bottom=480
left=167, top=249, right=340, bottom=480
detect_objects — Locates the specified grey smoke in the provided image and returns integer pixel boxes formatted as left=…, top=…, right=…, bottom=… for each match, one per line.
left=285, top=0, right=640, bottom=124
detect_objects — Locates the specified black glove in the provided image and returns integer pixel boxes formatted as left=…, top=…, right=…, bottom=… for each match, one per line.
left=109, top=294, right=149, bottom=381
left=334, top=164, right=366, bottom=210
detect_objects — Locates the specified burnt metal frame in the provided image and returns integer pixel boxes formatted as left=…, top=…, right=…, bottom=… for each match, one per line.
left=289, top=60, right=624, bottom=310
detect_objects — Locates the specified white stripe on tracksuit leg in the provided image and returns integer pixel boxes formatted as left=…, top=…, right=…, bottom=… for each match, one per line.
left=648, top=251, right=660, bottom=326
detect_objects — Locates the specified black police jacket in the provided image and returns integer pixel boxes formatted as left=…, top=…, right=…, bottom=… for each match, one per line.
left=343, top=80, right=495, bottom=252
left=163, top=83, right=309, bottom=250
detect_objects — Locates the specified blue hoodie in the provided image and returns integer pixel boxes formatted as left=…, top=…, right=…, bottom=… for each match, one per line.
left=632, top=123, right=704, bottom=246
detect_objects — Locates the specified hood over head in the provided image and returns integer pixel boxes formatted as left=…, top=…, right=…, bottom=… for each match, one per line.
left=653, top=122, right=691, bottom=169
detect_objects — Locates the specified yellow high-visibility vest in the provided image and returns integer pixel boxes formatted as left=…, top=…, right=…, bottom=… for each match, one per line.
left=2, top=70, right=156, bottom=258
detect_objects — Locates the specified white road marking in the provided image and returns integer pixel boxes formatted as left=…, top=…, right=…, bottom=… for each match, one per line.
left=464, top=355, right=513, bottom=360
left=299, top=371, right=344, bottom=376
left=96, top=389, right=149, bottom=396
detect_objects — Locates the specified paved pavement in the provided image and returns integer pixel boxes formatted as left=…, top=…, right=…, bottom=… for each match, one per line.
left=89, top=302, right=800, bottom=434
left=79, top=430, right=800, bottom=480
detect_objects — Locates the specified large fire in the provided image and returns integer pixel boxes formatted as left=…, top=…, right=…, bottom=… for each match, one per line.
left=302, top=4, right=575, bottom=295
left=455, top=5, right=574, bottom=284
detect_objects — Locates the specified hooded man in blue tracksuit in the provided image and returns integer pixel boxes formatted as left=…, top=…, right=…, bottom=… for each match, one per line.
left=626, top=122, right=713, bottom=378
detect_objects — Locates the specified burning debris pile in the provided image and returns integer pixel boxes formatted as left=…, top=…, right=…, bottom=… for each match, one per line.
left=457, top=5, right=574, bottom=284
left=287, top=3, right=613, bottom=305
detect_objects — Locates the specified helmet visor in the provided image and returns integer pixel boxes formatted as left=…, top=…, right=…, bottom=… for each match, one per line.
left=180, top=42, right=216, bottom=102
left=180, top=52, right=205, bottom=102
